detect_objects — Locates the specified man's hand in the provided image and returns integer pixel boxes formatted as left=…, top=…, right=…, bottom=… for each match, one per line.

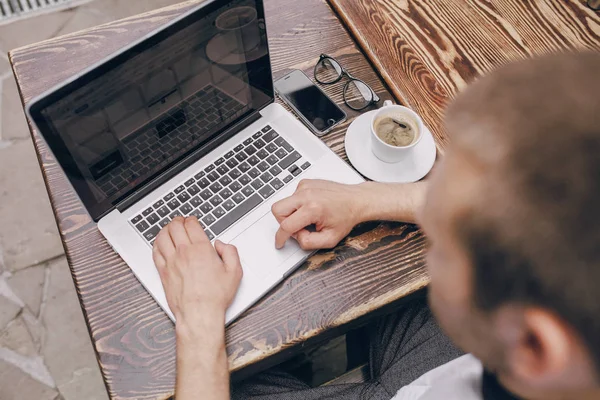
left=153, top=216, right=242, bottom=326
left=272, top=179, right=372, bottom=250
left=272, top=180, right=428, bottom=250
left=152, top=216, right=240, bottom=400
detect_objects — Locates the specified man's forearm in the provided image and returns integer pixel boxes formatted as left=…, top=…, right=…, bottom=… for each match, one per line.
left=175, top=311, right=230, bottom=400
left=357, top=181, right=428, bottom=224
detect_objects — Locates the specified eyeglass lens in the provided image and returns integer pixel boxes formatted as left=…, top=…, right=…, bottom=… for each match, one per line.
left=344, top=80, right=373, bottom=110
left=315, top=57, right=343, bottom=84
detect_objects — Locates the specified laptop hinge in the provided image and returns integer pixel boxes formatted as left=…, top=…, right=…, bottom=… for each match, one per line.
left=115, top=111, right=263, bottom=213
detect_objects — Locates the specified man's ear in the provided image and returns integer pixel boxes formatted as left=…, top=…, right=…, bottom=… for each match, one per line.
left=494, top=306, right=595, bottom=391
left=505, top=308, right=569, bottom=384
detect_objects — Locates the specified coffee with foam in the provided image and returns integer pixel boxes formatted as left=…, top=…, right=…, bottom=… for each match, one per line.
left=373, top=112, right=418, bottom=147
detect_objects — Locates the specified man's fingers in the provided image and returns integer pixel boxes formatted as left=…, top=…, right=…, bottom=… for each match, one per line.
left=271, top=195, right=302, bottom=223
left=214, top=240, right=240, bottom=267
left=214, top=240, right=243, bottom=275
left=272, top=180, right=333, bottom=223
left=275, top=208, right=316, bottom=249
left=184, top=216, right=209, bottom=244
left=167, top=217, right=191, bottom=246
left=297, top=179, right=332, bottom=191
left=154, top=229, right=176, bottom=262
left=152, top=244, right=167, bottom=271
left=296, top=229, right=339, bottom=250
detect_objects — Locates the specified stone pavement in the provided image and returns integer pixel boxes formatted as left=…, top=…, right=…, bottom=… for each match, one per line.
left=0, top=1, right=182, bottom=399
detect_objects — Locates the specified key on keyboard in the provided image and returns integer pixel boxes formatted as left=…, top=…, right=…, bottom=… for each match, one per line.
left=278, top=151, right=301, bottom=169
left=147, top=213, right=159, bottom=225
left=239, top=175, right=251, bottom=185
left=238, top=162, right=251, bottom=173
left=211, top=194, right=262, bottom=235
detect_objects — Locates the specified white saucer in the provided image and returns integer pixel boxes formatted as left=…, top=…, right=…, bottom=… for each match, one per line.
left=344, top=110, right=437, bottom=183
left=206, top=33, right=269, bottom=66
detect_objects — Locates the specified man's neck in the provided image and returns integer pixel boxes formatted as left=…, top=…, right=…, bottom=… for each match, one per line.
left=482, top=371, right=520, bottom=400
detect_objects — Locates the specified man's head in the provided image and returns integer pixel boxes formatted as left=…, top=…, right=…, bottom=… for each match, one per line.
left=420, top=52, right=600, bottom=399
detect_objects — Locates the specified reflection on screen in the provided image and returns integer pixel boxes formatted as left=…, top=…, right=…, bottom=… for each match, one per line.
left=40, top=0, right=270, bottom=204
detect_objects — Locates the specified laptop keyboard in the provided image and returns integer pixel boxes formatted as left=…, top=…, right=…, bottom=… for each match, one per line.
left=129, top=125, right=311, bottom=246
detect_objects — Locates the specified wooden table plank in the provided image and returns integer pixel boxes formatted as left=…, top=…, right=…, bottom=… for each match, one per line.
left=9, top=1, right=427, bottom=398
left=328, top=0, right=600, bottom=150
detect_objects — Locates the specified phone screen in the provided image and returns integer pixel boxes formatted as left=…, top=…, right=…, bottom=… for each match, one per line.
left=275, top=70, right=345, bottom=134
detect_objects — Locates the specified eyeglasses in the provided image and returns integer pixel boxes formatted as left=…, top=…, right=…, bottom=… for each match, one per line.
left=314, top=54, right=380, bottom=111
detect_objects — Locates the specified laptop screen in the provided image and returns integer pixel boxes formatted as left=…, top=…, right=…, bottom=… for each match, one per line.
left=29, top=0, right=273, bottom=221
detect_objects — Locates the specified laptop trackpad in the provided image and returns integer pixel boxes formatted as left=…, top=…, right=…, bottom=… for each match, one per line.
left=230, top=211, right=301, bottom=278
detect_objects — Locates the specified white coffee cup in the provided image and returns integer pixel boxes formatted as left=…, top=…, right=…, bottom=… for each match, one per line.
left=215, top=6, right=261, bottom=54
left=370, top=101, right=423, bottom=163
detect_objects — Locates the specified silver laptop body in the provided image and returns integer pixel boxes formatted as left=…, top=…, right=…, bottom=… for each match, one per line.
left=27, top=0, right=364, bottom=324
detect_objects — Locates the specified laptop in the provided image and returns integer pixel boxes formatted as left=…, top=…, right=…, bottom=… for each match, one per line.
left=27, top=0, right=364, bottom=324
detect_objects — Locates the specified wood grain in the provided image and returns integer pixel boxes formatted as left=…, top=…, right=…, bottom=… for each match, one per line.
left=9, top=1, right=426, bottom=399
left=328, top=0, right=600, bottom=150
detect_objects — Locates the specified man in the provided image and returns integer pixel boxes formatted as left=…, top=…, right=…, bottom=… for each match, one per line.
left=152, top=52, right=600, bottom=399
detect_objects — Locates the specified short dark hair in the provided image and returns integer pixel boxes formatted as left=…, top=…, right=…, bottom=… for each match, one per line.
left=445, top=52, right=600, bottom=368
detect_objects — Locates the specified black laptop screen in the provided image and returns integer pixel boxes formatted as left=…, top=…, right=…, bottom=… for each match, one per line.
left=29, top=0, right=273, bottom=221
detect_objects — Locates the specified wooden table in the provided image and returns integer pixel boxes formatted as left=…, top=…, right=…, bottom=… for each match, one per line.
left=9, top=1, right=428, bottom=399
left=328, top=0, right=600, bottom=149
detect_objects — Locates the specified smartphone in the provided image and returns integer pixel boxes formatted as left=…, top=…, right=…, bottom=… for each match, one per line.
left=274, top=69, right=346, bottom=136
